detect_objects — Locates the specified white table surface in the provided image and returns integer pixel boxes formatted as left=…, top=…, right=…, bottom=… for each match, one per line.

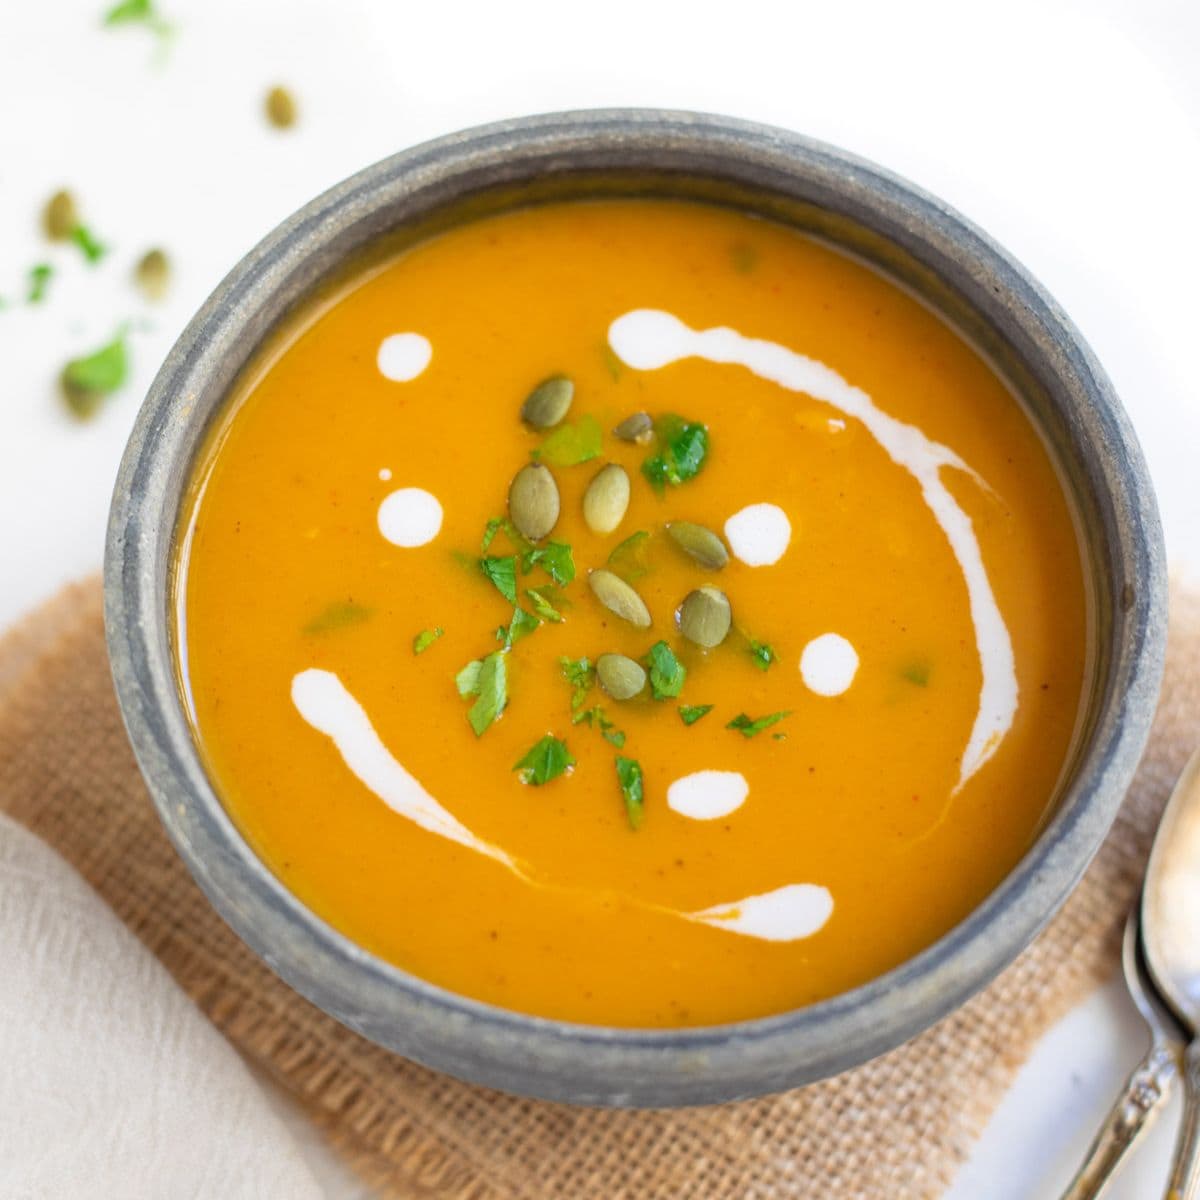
left=3, top=1, right=1198, bottom=1195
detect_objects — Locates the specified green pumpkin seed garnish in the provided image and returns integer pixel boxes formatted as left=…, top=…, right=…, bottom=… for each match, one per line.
left=588, top=568, right=651, bottom=629
left=666, top=520, right=729, bottom=570
left=134, top=248, right=170, bottom=301
left=582, top=463, right=630, bottom=535
left=265, top=85, right=298, bottom=129
left=596, top=653, right=647, bottom=700
left=678, top=585, right=732, bottom=648
left=508, top=462, right=560, bottom=541
left=521, top=375, right=574, bottom=429
left=613, top=411, right=653, bottom=444
left=43, top=190, right=78, bottom=241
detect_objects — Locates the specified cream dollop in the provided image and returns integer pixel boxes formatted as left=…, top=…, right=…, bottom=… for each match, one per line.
left=377, top=487, right=442, bottom=547
left=800, top=633, right=859, bottom=697
left=724, top=503, right=792, bottom=566
left=667, top=770, right=749, bottom=820
left=377, top=332, right=432, bottom=382
left=688, top=884, right=834, bottom=941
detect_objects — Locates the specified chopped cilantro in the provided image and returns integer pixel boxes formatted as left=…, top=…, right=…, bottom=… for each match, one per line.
left=730, top=243, right=758, bottom=273
left=644, top=641, right=686, bottom=700
left=27, top=263, right=53, bottom=304
left=513, top=735, right=574, bottom=786
left=60, top=330, right=129, bottom=417
left=901, top=661, right=931, bottom=687
left=458, top=651, right=507, bottom=736
left=641, top=415, right=708, bottom=490
left=412, top=627, right=443, bottom=654
left=602, top=344, right=623, bottom=381
left=525, top=587, right=564, bottom=623
left=614, top=756, right=645, bottom=830
left=559, top=656, right=594, bottom=711
left=102, top=0, right=173, bottom=40
left=481, top=515, right=531, bottom=555
left=535, top=414, right=602, bottom=467
left=303, top=601, right=372, bottom=636
left=522, top=541, right=575, bottom=586
left=479, top=555, right=518, bottom=604
left=727, top=710, right=791, bottom=738
left=70, top=223, right=107, bottom=265
left=748, top=639, right=777, bottom=671
left=678, top=704, right=713, bottom=726
left=606, top=529, right=651, bottom=581
left=496, top=607, right=540, bottom=649
left=572, top=705, right=625, bottom=748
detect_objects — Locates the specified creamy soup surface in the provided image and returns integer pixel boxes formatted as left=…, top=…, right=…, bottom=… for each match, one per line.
left=179, top=199, right=1089, bottom=1027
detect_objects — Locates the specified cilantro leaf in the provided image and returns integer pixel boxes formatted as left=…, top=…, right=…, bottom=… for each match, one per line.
left=70, top=224, right=107, bottom=264
left=644, top=641, right=686, bottom=700
left=481, top=515, right=532, bottom=555
left=102, top=0, right=173, bottom=41
left=513, top=735, right=574, bottom=786
left=726, top=710, right=791, bottom=738
left=496, top=607, right=540, bottom=649
left=901, top=661, right=931, bottom=687
left=748, top=640, right=776, bottom=671
left=559, top=656, right=594, bottom=711
left=641, top=415, right=708, bottom=490
left=525, top=587, right=564, bottom=623
left=60, top=330, right=129, bottom=417
left=606, top=530, right=651, bottom=582
left=464, top=652, right=507, bottom=736
left=535, top=414, right=602, bottom=467
left=479, top=555, right=518, bottom=604
left=303, top=601, right=372, bottom=636
left=571, top=705, right=625, bottom=747
left=614, top=756, right=645, bottom=830
left=412, top=627, right=443, bottom=654
left=27, top=263, right=53, bottom=304
left=678, top=704, right=713, bottom=726
left=522, top=541, right=575, bottom=586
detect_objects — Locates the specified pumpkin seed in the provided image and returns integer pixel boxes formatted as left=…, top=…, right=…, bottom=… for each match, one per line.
left=588, top=568, right=651, bottom=629
left=508, top=463, right=560, bottom=541
left=596, top=653, right=647, bottom=700
left=521, top=376, right=574, bottom=429
left=43, top=190, right=78, bottom=241
left=666, top=521, right=729, bottom=569
left=134, top=248, right=170, bottom=301
left=582, top=463, right=630, bottom=535
left=613, top=411, right=653, bottom=444
left=678, top=586, right=732, bottom=648
left=265, top=85, right=298, bottom=129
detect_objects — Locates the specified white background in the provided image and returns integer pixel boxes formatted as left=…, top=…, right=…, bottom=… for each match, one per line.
left=1, top=1, right=1197, bottom=1195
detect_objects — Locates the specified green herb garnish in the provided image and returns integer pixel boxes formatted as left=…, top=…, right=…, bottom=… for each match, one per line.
left=513, top=735, right=574, bottom=786
left=481, top=515, right=532, bottom=555
left=412, top=627, right=443, bottom=654
left=602, top=344, right=623, bottom=381
left=303, top=601, right=372, bottom=636
left=614, top=756, right=645, bottom=830
left=60, top=329, right=129, bottom=417
left=479, top=555, right=518, bottom=604
left=535, top=413, right=602, bottom=467
left=457, top=651, right=507, bottom=736
left=102, top=0, right=173, bottom=41
left=726, top=710, right=791, bottom=738
left=606, top=529, right=651, bottom=582
left=559, top=656, right=594, bottom=711
left=27, top=263, right=53, bottom=304
left=748, top=640, right=777, bottom=671
left=70, top=224, right=107, bottom=265
left=901, top=661, right=931, bottom=687
left=642, top=415, right=708, bottom=490
left=522, top=540, right=575, bottom=586
left=496, top=607, right=540, bottom=649
left=678, top=704, right=713, bottom=726
left=644, top=641, right=686, bottom=700
left=730, top=243, right=758, bottom=273
left=572, top=705, right=625, bottom=748
left=525, top=587, right=564, bottom=623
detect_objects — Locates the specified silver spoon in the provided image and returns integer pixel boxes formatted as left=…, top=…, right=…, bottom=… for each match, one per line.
left=1142, top=748, right=1200, bottom=1198
left=1059, top=909, right=1180, bottom=1199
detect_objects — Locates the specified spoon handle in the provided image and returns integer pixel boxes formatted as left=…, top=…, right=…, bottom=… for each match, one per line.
left=1059, top=1043, right=1176, bottom=1200
left=1166, top=1040, right=1200, bottom=1200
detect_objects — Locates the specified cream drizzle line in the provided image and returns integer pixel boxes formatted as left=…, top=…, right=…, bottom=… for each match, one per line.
left=291, top=670, right=832, bottom=943
left=607, top=309, right=1018, bottom=787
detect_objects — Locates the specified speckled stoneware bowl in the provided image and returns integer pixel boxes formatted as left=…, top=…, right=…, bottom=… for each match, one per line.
left=104, top=109, right=1167, bottom=1108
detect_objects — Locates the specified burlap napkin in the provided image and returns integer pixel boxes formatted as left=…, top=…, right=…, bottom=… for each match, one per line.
left=1, top=578, right=1196, bottom=1199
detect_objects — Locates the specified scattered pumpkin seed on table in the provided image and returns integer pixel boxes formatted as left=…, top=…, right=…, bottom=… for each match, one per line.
left=265, top=85, right=298, bottom=129
left=42, top=190, right=78, bottom=241
left=596, top=653, right=646, bottom=700
left=678, top=585, right=732, bottom=648
left=134, top=249, right=170, bottom=301
left=582, top=463, right=630, bottom=535
left=666, top=520, right=729, bottom=569
left=508, top=462, right=560, bottom=541
left=521, top=376, right=574, bottom=429
left=588, top=568, right=652, bottom=629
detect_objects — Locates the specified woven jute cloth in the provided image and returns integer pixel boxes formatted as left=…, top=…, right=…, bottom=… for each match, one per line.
left=1, top=578, right=1197, bottom=1199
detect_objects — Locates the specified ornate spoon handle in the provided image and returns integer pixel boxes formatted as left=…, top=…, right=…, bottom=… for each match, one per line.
left=1165, top=1039, right=1200, bottom=1200
left=1059, top=1042, right=1177, bottom=1200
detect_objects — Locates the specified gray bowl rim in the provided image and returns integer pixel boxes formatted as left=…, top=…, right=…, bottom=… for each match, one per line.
left=104, top=107, right=1167, bottom=1108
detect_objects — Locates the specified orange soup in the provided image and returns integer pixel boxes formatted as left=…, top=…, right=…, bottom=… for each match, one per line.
left=178, top=199, right=1089, bottom=1027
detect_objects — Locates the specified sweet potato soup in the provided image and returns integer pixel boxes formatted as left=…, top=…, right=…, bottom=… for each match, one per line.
left=178, top=199, right=1089, bottom=1027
